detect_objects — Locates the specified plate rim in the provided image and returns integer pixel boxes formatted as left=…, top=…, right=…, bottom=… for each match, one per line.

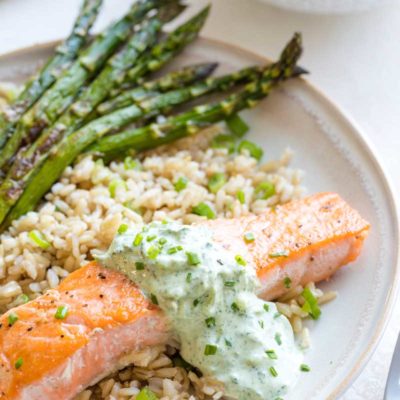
left=0, top=37, right=399, bottom=399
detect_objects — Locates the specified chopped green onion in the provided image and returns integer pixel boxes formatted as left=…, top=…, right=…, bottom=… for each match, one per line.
left=275, top=333, right=282, bottom=346
left=225, top=338, right=232, bottom=347
left=193, top=298, right=200, bottom=307
left=205, top=317, right=216, bottom=328
left=108, top=179, right=127, bottom=198
left=28, top=230, right=50, bottom=250
left=117, top=224, right=128, bottom=234
left=135, top=261, right=145, bottom=271
left=186, top=252, right=200, bottom=266
left=18, top=294, right=29, bottom=304
left=124, top=156, right=141, bottom=170
left=266, top=350, right=278, bottom=360
left=204, top=344, right=218, bottom=356
left=231, top=302, right=240, bottom=313
left=226, top=114, right=249, bottom=137
left=192, top=203, right=216, bottom=219
left=255, top=181, right=275, bottom=200
left=224, top=281, right=236, bottom=287
left=301, top=287, right=321, bottom=320
left=211, top=134, right=236, bottom=153
left=147, top=246, right=160, bottom=260
left=174, top=176, right=188, bottom=192
left=263, top=304, right=270, bottom=312
left=300, top=364, right=311, bottom=372
left=158, top=238, right=167, bottom=246
left=186, top=272, right=192, bottom=283
left=208, top=173, right=226, bottom=194
left=269, top=366, right=278, bottom=377
left=238, top=140, right=263, bottom=161
left=274, top=312, right=281, bottom=319
left=146, top=235, right=156, bottom=242
left=136, top=387, right=159, bottom=400
left=55, top=305, right=68, bottom=320
left=259, top=320, right=264, bottom=329
left=167, top=246, right=183, bottom=255
left=150, top=294, right=159, bottom=305
left=161, top=219, right=168, bottom=225
left=8, top=312, right=18, bottom=326
left=243, top=232, right=255, bottom=243
left=235, top=255, right=246, bottom=266
left=283, top=277, right=292, bottom=289
left=236, top=190, right=246, bottom=204
left=15, top=357, right=23, bottom=369
left=269, top=251, right=289, bottom=258
left=133, top=233, right=143, bottom=246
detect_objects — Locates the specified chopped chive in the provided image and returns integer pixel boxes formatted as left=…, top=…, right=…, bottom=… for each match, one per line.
left=211, top=134, right=236, bottom=153
left=161, top=219, right=168, bottom=225
left=301, top=287, right=321, bottom=320
left=158, top=237, right=167, bottom=246
left=269, top=366, right=278, bottom=377
left=28, top=230, right=50, bottom=250
left=14, top=357, right=23, bottom=369
left=208, top=173, right=226, bottom=194
left=174, top=176, right=188, bottom=192
left=193, top=298, right=200, bottom=307
left=167, top=246, right=183, bottom=255
left=146, top=235, right=156, bottom=242
left=117, top=224, right=128, bottom=234
left=147, top=246, right=160, bottom=260
left=238, top=140, right=263, bottom=161
left=243, top=232, right=255, bottom=242
left=224, top=281, right=236, bottom=287
left=226, top=113, right=249, bottom=137
left=263, top=304, right=270, bottom=312
left=258, top=320, right=264, bottom=329
left=266, top=350, right=278, bottom=360
left=205, top=317, right=216, bottom=328
left=275, top=333, right=282, bottom=346
left=136, top=387, right=158, bottom=400
left=225, top=339, right=233, bottom=348
left=108, top=179, right=126, bottom=198
left=133, top=233, right=143, bottom=246
left=269, top=251, right=289, bottom=258
left=150, top=294, right=159, bottom=305
left=124, top=156, right=141, bottom=171
left=186, top=252, right=200, bottom=266
left=236, top=190, right=245, bottom=204
left=231, top=302, right=240, bottom=313
left=186, top=272, right=192, bottom=283
left=18, top=294, right=29, bottom=304
left=235, top=255, right=246, bottom=266
left=135, top=261, right=145, bottom=271
left=204, top=344, right=218, bottom=356
left=300, top=364, right=311, bottom=372
left=55, top=305, right=68, bottom=320
left=255, top=181, right=275, bottom=200
left=8, top=312, right=18, bottom=326
left=274, top=312, right=281, bottom=319
left=192, top=202, right=216, bottom=219
left=283, top=277, right=292, bottom=289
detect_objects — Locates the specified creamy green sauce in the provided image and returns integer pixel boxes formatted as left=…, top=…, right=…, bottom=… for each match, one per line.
left=98, top=222, right=302, bottom=399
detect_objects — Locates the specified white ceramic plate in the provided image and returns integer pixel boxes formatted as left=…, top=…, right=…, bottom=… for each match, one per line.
left=0, top=38, right=398, bottom=400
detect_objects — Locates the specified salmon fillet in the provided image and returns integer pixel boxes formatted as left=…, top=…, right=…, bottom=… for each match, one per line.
left=0, top=192, right=369, bottom=399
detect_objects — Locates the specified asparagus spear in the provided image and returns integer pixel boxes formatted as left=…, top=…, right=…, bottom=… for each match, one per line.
left=96, top=62, right=219, bottom=115
left=0, top=0, right=167, bottom=171
left=0, top=0, right=103, bottom=149
left=0, top=33, right=303, bottom=229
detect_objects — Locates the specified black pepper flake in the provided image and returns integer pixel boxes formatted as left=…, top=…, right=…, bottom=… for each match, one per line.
left=60, top=335, right=64, bottom=338
left=99, top=294, right=104, bottom=298
left=50, top=300, right=55, bottom=304
left=0, top=323, right=2, bottom=329
left=337, top=219, right=341, bottom=224
left=310, top=256, right=315, bottom=262
left=217, top=259, right=223, bottom=265
left=27, top=327, right=33, bottom=332
left=65, top=291, right=69, bottom=295
left=83, top=304, right=88, bottom=307
left=298, top=224, right=303, bottom=228
left=98, top=273, right=107, bottom=280
left=69, top=295, right=74, bottom=298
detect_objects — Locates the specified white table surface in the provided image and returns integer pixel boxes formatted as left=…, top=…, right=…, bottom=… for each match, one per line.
left=0, top=0, right=399, bottom=398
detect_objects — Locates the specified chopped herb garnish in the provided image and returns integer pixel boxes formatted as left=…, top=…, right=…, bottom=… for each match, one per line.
left=15, top=357, right=23, bottom=369
left=269, top=366, right=278, bottom=377
left=205, top=317, right=216, bottom=328
left=18, top=294, right=29, bottom=304
left=161, top=219, right=168, bottom=225
left=269, top=251, right=289, bottom=258
left=301, top=287, right=321, bottom=320
left=258, top=320, right=264, bottom=329
left=158, top=237, right=167, bottom=246
left=192, top=202, right=216, bottom=219
left=147, top=246, right=160, bottom=260
left=124, top=156, right=141, bottom=171
left=231, top=302, right=240, bottom=313
left=136, top=387, right=159, bottom=400
left=28, top=230, right=50, bottom=250
left=133, top=233, right=143, bottom=246
left=193, top=298, right=200, bottom=307
left=266, top=350, right=278, bottom=359
left=255, top=181, right=276, bottom=200
left=150, top=294, right=159, bottom=305
left=243, top=232, right=255, bottom=242
left=275, top=333, right=282, bottom=345
left=117, top=224, right=128, bottom=234
left=236, top=190, right=245, bottom=204
left=283, top=277, right=292, bottom=289
left=238, top=140, right=264, bottom=161
left=108, top=179, right=126, bottom=198
left=186, top=252, right=200, bottom=266
left=208, top=173, right=226, bottom=193
left=8, top=312, right=18, bottom=326
left=263, top=304, right=270, bottom=312
left=226, top=113, right=249, bottom=137
left=55, top=305, right=68, bottom=320
left=146, top=235, right=156, bottom=242
left=167, top=246, right=183, bottom=255
left=135, top=261, right=145, bottom=271
left=274, top=312, right=281, bottom=319
left=225, top=338, right=232, bottom=347
left=174, top=176, right=188, bottom=192
left=224, top=281, right=236, bottom=287
left=300, top=364, right=311, bottom=372
left=211, top=134, right=236, bottom=153
left=235, top=255, right=246, bottom=266
left=186, top=272, right=192, bottom=283
left=204, top=344, right=218, bottom=356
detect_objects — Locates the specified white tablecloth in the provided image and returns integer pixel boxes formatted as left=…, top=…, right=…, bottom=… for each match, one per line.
left=0, top=0, right=399, bottom=398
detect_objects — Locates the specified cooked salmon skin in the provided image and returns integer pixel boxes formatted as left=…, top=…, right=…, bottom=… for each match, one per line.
left=0, top=262, right=168, bottom=400
left=0, top=193, right=369, bottom=399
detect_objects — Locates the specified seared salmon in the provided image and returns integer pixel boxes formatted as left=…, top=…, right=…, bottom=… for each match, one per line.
left=0, top=192, right=369, bottom=399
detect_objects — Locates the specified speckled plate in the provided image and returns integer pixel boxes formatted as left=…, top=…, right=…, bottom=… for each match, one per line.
left=0, top=38, right=398, bottom=400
